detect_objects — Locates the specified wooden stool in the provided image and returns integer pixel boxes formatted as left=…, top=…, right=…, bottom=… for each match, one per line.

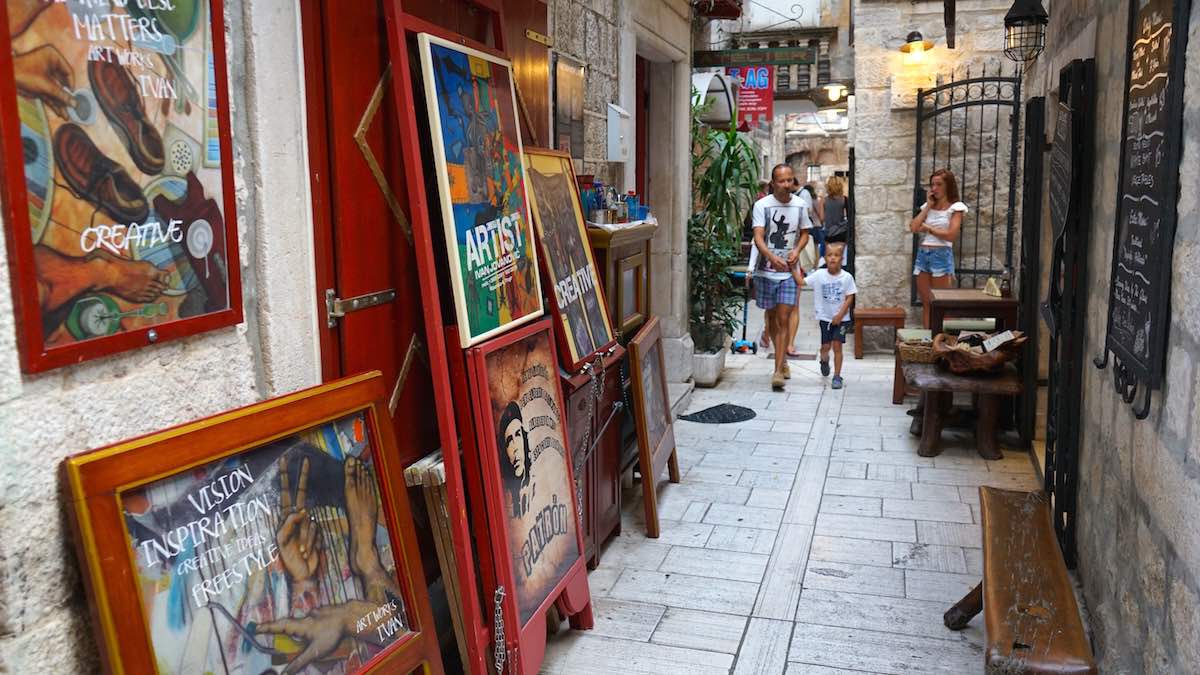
left=901, top=363, right=1021, bottom=459
left=944, top=488, right=1096, bottom=674
left=854, top=307, right=906, bottom=359
left=893, top=328, right=932, bottom=405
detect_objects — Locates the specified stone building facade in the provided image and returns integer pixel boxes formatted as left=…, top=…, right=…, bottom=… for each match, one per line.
left=850, top=0, right=1014, bottom=323
left=0, top=1, right=694, bottom=671
left=0, top=1, right=318, bottom=670
left=553, top=0, right=695, bottom=383
left=1023, top=1, right=1200, bottom=670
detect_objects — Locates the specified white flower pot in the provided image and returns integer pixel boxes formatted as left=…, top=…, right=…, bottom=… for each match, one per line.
left=692, top=349, right=727, bottom=388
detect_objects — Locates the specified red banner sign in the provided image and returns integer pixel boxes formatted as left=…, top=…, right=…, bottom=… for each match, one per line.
left=726, top=65, right=774, bottom=124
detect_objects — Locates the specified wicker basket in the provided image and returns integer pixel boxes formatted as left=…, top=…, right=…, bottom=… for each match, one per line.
left=933, top=332, right=1027, bottom=374
left=898, top=340, right=938, bottom=364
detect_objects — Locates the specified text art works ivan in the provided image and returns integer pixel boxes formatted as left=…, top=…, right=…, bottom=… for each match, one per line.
left=524, top=149, right=613, bottom=369
left=1, top=0, right=241, bottom=371
left=123, top=412, right=409, bottom=674
left=418, top=33, right=542, bottom=347
left=483, top=326, right=580, bottom=624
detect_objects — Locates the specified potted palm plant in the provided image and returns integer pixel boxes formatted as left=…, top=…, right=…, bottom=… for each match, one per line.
left=689, top=95, right=761, bottom=386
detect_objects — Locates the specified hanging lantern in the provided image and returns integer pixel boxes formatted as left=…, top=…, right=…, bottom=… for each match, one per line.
left=1003, top=0, right=1048, bottom=63
left=899, top=31, right=933, bottom=65
left=823, top=83, right=846, bottom=102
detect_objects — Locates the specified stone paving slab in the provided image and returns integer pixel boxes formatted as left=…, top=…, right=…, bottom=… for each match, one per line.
left=542, top=353, right=1031, bottom=674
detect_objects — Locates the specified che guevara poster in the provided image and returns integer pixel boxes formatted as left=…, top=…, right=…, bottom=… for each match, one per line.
left=120, top=412, right=411, bottom=674
left=417, top=33, right=543, bottom=347
left=0, top=0, right=242, bottom=372
left=475, top=324, right=581, bottom=624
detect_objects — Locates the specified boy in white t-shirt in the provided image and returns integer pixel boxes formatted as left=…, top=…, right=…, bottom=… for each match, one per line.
left=794, top=243, right=856, bottom=389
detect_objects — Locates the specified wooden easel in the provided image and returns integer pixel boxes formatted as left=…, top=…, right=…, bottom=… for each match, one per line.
left=382, top=2, right=591, bottom=671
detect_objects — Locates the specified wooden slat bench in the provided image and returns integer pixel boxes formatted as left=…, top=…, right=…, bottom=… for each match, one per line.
left=944, top=488, right=1096, bottom=674
left=853, top=306, right=906, bottom=359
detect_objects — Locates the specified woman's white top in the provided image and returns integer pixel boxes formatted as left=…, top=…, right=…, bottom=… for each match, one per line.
left=919, top=201, right=968, bottom=248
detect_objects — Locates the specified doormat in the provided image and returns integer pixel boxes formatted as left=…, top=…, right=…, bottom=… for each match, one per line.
left=679, top=403, right=757, bottom=424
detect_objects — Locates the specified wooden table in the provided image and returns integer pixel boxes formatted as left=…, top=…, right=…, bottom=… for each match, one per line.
left=928, top=289, right=1019, bottom=334
left=902, top=363, right=1021, bottom=459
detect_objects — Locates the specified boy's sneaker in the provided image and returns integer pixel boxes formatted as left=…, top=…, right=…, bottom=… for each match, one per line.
left=771, top=372, right=785, bottom=391
left=782, top=363, right=791, bottom=379
left=831, top=375, right=844, bottom=390
left=820, top=360, right=830, bottom=376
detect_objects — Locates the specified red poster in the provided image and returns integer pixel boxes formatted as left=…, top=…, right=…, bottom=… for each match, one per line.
left=726, top=65, right=774, bottom=124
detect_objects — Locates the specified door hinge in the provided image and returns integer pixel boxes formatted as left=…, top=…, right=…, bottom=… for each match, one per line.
left=325, top=288, right=396, bottom=327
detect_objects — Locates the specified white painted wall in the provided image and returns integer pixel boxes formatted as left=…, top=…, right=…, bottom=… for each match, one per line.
left=0, top=1, right=320, bottom=670
left=632, top=0, right=696, bottom=382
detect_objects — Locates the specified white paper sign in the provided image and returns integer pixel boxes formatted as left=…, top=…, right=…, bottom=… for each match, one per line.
left=983, top=330, right=1015, bottom=353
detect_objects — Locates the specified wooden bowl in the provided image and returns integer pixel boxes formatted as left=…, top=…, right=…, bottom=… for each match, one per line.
left=933, top=333, right=1026, bottom=375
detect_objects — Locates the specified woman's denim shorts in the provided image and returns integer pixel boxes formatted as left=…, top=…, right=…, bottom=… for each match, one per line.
left=913, top=246, right=955, bottom=277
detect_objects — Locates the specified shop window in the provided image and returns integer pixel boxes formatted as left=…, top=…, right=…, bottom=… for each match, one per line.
left=807, top=164, right=822, bottom=183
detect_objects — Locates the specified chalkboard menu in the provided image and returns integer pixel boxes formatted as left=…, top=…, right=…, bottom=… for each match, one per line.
left=1048, top=103, right=1074, bottom=237
left=1103, top=0, right=1191, bottom=388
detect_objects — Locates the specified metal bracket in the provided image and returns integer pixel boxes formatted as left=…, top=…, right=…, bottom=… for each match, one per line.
left=325, top=288, right=396, bottom=328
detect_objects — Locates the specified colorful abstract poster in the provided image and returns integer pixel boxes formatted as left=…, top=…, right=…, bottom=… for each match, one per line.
left=121, top=412, right=410, bottom=674
left=481, top=327, right=579, bottom=624
left=524, top=149, right=613, bottom=369
left=417, top=33, right=543, bottom=347
left=0, top=0, right=241, bottom=371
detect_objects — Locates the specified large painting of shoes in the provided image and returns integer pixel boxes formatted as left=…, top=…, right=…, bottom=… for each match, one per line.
left=0, top=0, right=242, bottom=372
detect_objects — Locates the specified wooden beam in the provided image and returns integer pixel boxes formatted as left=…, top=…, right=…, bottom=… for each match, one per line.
left=945, top=0, right=957, bottom=48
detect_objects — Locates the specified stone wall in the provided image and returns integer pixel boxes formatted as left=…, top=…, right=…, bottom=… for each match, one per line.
left=1024, top=1, right=1200, bottom=670
left=0, top=2, right=320, bottom=671
left=850, top=0, right=1012, bottom=326
left=551, top=0, right=622, bottom=185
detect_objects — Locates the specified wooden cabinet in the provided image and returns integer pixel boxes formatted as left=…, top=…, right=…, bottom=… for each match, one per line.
left=588, top=222, right=658, bottom=339
left=561, top=345, right=625, bottom=568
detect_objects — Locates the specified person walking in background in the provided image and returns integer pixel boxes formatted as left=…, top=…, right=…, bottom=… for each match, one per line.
left=910, top=169, right=966, bottom=327
left=822, top=176, right=850, bottom=245
left=800, top=184, right=825, bottom=260
left=751, top=164, right=810, bottom=391
left=794, top=243, right=856, bottom=390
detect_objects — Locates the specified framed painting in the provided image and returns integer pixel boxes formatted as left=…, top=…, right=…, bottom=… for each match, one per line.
left=628, top=317, right=680, bottom=538
left=551, top=53, right=583, bottom=164
left=417, top=32, right=543, bottom=348
left=0, top=0, right=243, bottom=372
left=62, top=372, right=443, bottom=675
left=464, top=319, right=592, bottom=673
left=523, top=147, right=615, bottom=371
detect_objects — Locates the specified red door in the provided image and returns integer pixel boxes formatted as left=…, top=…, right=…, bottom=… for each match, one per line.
left=302, top=0, right=438, bottom=466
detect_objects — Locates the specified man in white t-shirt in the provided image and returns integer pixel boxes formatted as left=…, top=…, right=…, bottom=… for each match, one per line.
left=752, top=164, right=810, bottom=391
left=796, top=242, right=857, bottom=389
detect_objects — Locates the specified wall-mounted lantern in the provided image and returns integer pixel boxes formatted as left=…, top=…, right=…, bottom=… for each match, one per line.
left=824, top=83, right=847, bottom=102
left=1003, top=0, right=1049, bottom=63
left=900, top=31, right=933, bottom=65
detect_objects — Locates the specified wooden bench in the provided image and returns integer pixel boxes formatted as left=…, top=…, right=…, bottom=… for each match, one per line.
left=902, top=362, right=1021, bottom=459
left=944, top=488, right=1097, bottom=674
left=853, top=306, right=906, bottom=359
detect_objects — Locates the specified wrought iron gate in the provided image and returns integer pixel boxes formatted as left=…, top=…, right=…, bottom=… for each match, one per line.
left=1042, top=60, right=1095, bottom=567
left=911, top=65, right=1022, bottom=302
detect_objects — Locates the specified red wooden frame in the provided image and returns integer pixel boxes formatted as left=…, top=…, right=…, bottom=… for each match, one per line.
left=0, top=0, right=244, bottom=373
left=381, top=6, right=502, bottom=673
left=463, top=318, right=593, bottom=673
left=61, top=372, right=443, bottom=675
left=523, top=147, right=617, bottom=372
